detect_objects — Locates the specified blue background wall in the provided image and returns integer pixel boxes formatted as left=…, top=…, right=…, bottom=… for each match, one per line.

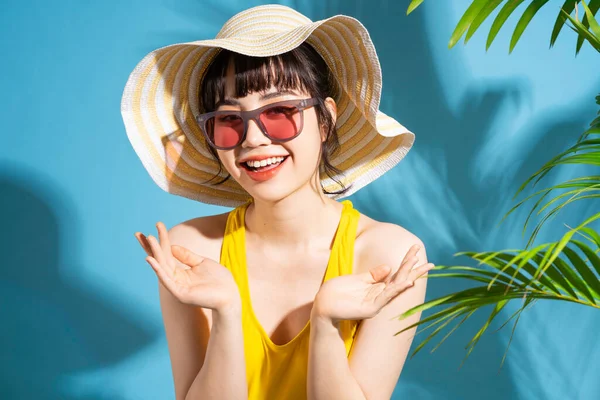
left=1, top=0, right=599, bottom=398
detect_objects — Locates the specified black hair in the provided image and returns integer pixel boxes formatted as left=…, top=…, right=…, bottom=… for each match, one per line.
left=198, top=42, right=351, bottom=196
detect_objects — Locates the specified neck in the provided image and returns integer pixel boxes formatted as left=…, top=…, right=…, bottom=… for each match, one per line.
left=244, top=183, right=344, bottom=249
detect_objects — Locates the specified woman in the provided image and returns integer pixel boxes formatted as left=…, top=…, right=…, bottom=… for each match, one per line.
left=124, top=4, right=434, bottom=400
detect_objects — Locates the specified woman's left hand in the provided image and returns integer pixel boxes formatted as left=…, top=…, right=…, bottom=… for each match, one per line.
left=312, top=244, right=435, bottom=324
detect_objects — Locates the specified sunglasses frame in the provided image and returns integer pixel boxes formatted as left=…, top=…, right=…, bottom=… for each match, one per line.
left=196, top=97, right=320, bottom=150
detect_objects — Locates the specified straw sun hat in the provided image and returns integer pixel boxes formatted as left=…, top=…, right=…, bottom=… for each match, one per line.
left=121, top=4, right=415, bottom=207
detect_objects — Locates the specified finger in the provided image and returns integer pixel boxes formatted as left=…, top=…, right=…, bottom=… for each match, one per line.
left=409, top=263, right=436, bottom=281
left=388, top=255, right=418, bottom=285
left=368, top=264, right=392, bottom=283
left=396, top=247, right=422, bottom=282
left=135, top=232, right=153, bottom=257
left=402, top=244, right=420, bottom=263
left=384, top=252, right=419, bottom=285
left=172, top=244, right=207, bottom=268
left=374, top=245, right=422, bottom=285
left=156, top=222, right=175, bottom=264
left=376, top=279, right=415, bottom=309
left=147, top=235, right=167, bottom=265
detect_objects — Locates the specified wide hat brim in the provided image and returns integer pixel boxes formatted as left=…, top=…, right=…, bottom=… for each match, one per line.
left=121, top=4, right=415, bottom=207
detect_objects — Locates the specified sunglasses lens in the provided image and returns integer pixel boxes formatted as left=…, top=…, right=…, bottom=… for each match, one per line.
left=207, top=114, right=244, bottom=148
left=204, top=103, right=304, bottom=149
left=259, top=105, right=301, bottom=140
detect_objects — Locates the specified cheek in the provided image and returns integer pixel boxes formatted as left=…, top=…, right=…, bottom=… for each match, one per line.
left=217, top=152, right=239, bottom=176
left=293, top=120, right=323, bottom=171
left=303, top=113, right=324, bottom=161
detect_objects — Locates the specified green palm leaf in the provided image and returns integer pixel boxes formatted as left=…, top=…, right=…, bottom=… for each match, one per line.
left=503, top=176, right=600, bottom=218
left=514, top=138, right=600, bottom=194
left=510, top=0, right=550, bottom=53
left=502, top=96, right=600, bottom=245
left=497, top=295, right=536, bottom=369
left=394, top=216, right=600, bottom=362
left=407, top=1, right=600, bottom=53
left=578, top=225, right=600, bottom=251
left=562, top=5, right=600, bottom=52
left=462, top=299, right=509, bottom=364
left=487, top=0, right=527, bottom=50
left=551, top=0, right=580, bottom=47
left=431, top=310, right=477, bottom=354
left=465, top=0, right=504, bottom=44
left=575, top=0, right=600, bottom=52
left=406, top=0, right=425, bottom=15
left=449, top=0, right=489, bottom=48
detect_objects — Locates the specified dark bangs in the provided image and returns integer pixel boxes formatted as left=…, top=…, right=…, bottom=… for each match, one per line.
left=199, top=42, right=337, bottom=113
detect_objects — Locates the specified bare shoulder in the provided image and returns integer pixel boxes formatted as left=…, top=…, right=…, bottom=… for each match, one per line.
left=167, top=211, right=230, bottom=257
left=354, top=211, right=427, bottom=275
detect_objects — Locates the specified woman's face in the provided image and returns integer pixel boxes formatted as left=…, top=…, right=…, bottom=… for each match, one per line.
left=215, top=66, right=336, bottom=203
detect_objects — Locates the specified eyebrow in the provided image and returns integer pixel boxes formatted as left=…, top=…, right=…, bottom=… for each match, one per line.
left=215, top=90, right=300, bottom=108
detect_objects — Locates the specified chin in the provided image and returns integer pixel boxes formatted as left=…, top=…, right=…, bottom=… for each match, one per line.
left=244, top=187, right=293, bottom=204
left=234, top=160, right=319, bottom=202
left=250, top=181, right=319, bottom=205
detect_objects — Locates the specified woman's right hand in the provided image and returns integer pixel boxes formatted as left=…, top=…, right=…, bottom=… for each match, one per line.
left=134, top=221, right=240, bottom=313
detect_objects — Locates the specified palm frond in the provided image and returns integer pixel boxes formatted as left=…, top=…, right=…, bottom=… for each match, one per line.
left=394, top=217, right=600, bottom=363
left=449, top=0, right=489, bottom=48
left=406, top=0, right=425, bottom=15
left=462, top=299, right=509, bottom=362
left=578, top=225, right=600, bottom=249
left=501, top=96, right=600, bottom=246
left=465, top=0, right=504, bottom=45
left=497, top=294, right=535, bottom=371
left=510, top=0, right=550, bottom=53
left=551, top=0, right=581, bottom=47
left=407, top=1, right=600, bottom=53
left=575, top=0, right=600, bottom=52
left=487, top=0, right=527, bottom=49
left=500, top=177, right=600, bottom=243
left=562, top=2, right=600, bottom=52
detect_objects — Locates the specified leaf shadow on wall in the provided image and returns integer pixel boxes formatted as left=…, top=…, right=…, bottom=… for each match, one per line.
left=0, top=163, right=153, bottom=399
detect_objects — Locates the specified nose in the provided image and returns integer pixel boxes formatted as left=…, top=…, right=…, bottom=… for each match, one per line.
left=241, top=118, right=271, bottom=148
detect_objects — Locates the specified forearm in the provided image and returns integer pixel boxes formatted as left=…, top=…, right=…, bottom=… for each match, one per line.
left=307, top=312, right=367, bottom=400
left=186, top=302, right=248, bottom=400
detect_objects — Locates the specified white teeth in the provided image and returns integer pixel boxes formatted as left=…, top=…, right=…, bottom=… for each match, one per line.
left=245, top=156, right=285, bottom=168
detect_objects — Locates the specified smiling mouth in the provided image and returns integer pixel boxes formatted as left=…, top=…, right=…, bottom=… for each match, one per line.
left=240, top=156, right=289, bottom=172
